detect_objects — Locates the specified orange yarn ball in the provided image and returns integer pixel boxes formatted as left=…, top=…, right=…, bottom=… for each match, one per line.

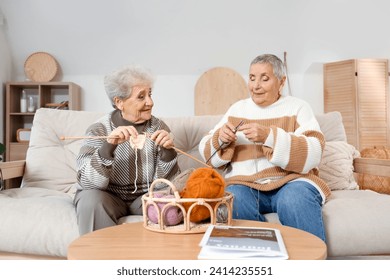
left=180, top=167, right=225, bottom=223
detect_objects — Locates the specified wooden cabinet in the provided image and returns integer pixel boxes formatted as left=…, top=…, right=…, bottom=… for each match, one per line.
left=5, top=82, right=81, bottom=161
left=323, top=59, right=390, bottom=151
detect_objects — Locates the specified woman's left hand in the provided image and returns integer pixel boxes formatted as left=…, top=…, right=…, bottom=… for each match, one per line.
left=239, top=123, right=270, bottom=143
left=150, top=130, right=174, bottom=149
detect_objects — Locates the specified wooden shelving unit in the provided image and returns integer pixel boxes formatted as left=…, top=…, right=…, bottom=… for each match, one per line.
left=5, top=81, right=81, bottom=161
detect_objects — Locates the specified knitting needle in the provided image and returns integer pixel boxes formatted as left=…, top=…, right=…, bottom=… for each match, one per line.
left=59, top=135, right=211, bottom=168
left=206, top=120, right=244, bottom=164
left=60, top=135, right=120, bottom=140
left=171, top=147, right=211, bottom=168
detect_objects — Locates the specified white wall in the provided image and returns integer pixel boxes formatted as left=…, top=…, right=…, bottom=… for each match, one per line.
left=1, top=0, right=390, bottom=121
left=63, top=72, right=320, bottom=118
left=61, top=74, right=199, bottom=117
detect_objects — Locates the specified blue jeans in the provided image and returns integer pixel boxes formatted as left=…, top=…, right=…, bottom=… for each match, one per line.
left=226, top=181, right=326, bottom=242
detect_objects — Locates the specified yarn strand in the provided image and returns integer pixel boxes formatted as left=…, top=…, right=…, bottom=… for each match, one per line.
left=145, top=140, right=150, bottom=191
left=130, top=134, right=150, bottom=194
left=132, top=147, right=138, bottom=194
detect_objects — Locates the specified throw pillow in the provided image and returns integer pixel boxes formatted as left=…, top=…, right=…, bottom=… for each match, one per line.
left=318, top=141, right=360, bottom=191
left=316, top=111, right=347, bottom=142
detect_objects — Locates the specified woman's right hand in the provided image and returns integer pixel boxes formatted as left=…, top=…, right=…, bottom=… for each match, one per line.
left=107, top=126, right=139, bottom=145
left=218, top=122, right=239, bottom=143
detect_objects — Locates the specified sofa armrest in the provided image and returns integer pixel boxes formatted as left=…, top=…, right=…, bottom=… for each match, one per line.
left=0, top=160, right=26, bottom=190
left=353, top=158, right=390, bottom=177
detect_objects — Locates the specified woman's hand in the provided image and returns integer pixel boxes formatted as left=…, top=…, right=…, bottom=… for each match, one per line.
left=239, top=123, right=270, bottom=143
left=150, top=130, right=174, bottom=149
left=218, top=122, right=240, bottom=143
left=107, top=126, right=139, bottom=145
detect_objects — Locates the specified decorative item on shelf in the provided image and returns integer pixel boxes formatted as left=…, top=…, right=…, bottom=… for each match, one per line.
left=20, top=90, right=27, bottom=113
left=16, top=129, right=31, bottom=143
left=45, top=101, right=69, bottom=110
left=27, top=96, right=35, bottom=112
left=24, top=52, right=58, bottom=82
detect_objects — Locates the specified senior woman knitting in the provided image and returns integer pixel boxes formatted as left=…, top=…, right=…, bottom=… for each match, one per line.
left=199, top=54, right=330, bottom=242
left=74, top=65, right=179, bottom=235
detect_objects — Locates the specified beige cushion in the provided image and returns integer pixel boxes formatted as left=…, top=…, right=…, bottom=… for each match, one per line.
left=0, top=187, right=79, bottom=256
left=323, top=190, right=390, bottom=256
left=316, top=111, right=347, bottom=142
left=318, top=141, right=360, bottom=190
left=21, top=109, right=105, bottom=194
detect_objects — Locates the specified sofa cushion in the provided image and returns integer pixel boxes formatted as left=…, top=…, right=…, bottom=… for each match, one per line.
left=323, top=190, right=390, bottom=257
left=266, top=189, right=390, bottom=257
left=316, top=111, right=347, bottom=142
left=318, top=141, right=360, bottom=190
left=0, top=187, right=79, bottom=257
left=21, top=109, right=105, bottom=194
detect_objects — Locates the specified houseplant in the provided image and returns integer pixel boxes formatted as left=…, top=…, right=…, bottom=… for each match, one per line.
left=0, top=142, right=4, bottom=161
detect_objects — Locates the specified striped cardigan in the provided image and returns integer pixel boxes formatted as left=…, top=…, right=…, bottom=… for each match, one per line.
left=76, top=110, right=180, bottom=202
left=199, top=96, right=331, bottom=203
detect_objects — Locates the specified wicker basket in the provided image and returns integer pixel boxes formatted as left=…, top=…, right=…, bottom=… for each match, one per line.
left=142, top=178, right=233, bottom=234
left=358, top=146, right=390, bottom=194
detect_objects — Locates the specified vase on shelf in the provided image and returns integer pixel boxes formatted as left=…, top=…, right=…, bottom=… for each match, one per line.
left=20, top=90, right=27, bottom=113
left=28, top=96, right=35, bottom=112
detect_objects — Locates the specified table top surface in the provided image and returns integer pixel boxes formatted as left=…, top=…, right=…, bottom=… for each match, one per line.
left=67, top=220, right=327, bottom=260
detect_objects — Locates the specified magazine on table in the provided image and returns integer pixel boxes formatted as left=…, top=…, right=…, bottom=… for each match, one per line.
left=198, top=225, right=289, bottom=259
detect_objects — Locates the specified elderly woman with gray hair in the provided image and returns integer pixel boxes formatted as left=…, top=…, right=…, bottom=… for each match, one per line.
left=74, top=65, right=179, bottom=235
left=199, top=54, right=329, bottom=242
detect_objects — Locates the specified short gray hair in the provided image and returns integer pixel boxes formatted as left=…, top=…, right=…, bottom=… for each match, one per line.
left=250, top=54, right=286, bottom=80
left=104, top=65, right=155, bottom=107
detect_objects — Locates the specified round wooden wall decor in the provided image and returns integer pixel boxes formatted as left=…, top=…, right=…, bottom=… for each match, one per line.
left=24, top=52, right=58, bottom=82
left=194, top=67, right=248, bottom=116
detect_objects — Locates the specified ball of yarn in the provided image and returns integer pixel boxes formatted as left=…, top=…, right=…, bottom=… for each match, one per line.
left=180, top=167, right=225, bottom=223
left=147, top=193, right=183, bottom=226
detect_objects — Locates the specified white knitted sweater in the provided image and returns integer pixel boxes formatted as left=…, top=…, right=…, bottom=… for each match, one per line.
left=199, top=96, right=330, bottom=202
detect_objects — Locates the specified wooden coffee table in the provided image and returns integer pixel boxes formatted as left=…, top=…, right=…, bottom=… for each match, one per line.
left=67, top=220, right=327, bottom=260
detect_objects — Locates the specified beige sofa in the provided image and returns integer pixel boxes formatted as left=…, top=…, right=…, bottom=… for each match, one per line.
left=1, top=108, right=390, bottom=260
